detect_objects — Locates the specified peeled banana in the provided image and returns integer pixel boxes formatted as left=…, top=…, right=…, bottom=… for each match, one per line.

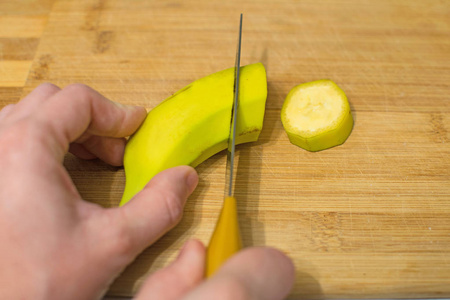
left=120, top=63, right=267, bottom=205
left=281, top=79, right=353, bottom=152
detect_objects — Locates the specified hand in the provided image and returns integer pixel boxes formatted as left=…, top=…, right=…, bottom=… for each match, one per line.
left=0, top=83, right=294, bottom=299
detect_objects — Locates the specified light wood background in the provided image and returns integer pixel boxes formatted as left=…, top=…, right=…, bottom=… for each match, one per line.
left=1, top=0, right=449, bottom=298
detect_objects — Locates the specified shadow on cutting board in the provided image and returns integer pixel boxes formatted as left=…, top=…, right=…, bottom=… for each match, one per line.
left=235, top=143, right=266, bottom=247
left=291, top=260, right=324, bottom=299
left=64, top=154, right=121, bottom=208
left=234, top=49, right=281, bottom=246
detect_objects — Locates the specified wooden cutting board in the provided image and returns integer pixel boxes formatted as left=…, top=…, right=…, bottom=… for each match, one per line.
left=1, top=0, right=449, bottom=298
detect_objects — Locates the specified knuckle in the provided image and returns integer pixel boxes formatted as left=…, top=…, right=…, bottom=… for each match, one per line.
left=110, top=220, right=134, bottom=258
left=82, top=135, right=100, bottom=149
left=64, top=82, right=90, bottom=92
left=161, top=190, right=184, bottom=225
left=36, top=82, right=60, bottom=94
left=63, top=83, right=93, bottom=100
left=114, top=234, right=134, bottom=258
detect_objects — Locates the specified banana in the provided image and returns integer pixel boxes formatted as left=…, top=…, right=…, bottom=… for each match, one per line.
left=281, top=79, right=353, bottom=152
left=120, top=63, right=267, bottom=205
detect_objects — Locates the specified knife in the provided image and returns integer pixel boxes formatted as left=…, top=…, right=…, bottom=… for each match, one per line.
left=205, top=13, right=243, bottom=278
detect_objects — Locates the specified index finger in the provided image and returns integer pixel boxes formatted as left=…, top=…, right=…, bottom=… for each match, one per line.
left=36, top=84, right=147, bottom=159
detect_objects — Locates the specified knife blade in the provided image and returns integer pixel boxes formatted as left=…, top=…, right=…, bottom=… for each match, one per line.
left=205, top=13, right=244, bottom=278
left=225, top=13, right=243, bottom=198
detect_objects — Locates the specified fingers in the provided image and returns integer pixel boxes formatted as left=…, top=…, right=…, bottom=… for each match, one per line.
left=3, top=83, right=146, bottom=164
left=135, top=240, right=205, bottom=300
left=35, top=83, right=146, bottom=160
left=182, top=247, right=295, bottom=300
left=1, top=83, right=61, bottom=123
left=103, top=166, right=198, bottom=259
left=18, top=83, right=61, bottom=111
left=69, top=136, right=127, bottom=166
left=68, top=143, right=97, bottom=160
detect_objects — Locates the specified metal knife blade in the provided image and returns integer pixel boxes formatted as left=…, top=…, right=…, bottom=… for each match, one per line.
left=205, top=14, right=244, bottom=278
left=225, top=13, right=243, bottom=197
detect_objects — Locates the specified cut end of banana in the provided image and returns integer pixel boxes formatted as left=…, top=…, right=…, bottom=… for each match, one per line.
left=120, top=63, right=267, bottom=206
left=281, top=79, right=353, bottom=152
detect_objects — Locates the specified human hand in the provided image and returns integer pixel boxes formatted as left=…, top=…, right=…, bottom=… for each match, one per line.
left=0, top=83, right=294, bottom=299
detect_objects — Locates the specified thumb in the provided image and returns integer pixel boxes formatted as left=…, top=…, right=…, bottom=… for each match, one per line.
left=105, top=166, right=198, bottom=259
left=135, top=239, right=205, bottom=300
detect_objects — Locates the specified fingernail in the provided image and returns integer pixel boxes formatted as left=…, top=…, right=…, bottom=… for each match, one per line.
left=177, top=239, right=204, bottom=262
left=134, top=105, right=147, bottom=113
left=125, top=104, right=145, bottom=113
left=178, top=240, right=192, bottom=260
left=186, top=168, right=199, bottom=193
left=115, top=102, right=145, bottom=112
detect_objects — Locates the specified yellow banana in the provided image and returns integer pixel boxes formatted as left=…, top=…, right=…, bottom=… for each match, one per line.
left=120, top=63, right=267, bottom=205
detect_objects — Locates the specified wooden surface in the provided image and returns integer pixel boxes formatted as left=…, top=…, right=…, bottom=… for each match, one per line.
left=1, top=0, right=450, bottom=298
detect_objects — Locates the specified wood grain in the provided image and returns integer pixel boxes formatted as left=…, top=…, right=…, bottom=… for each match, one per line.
left=0, top=0, right=56, bottom=103
left=1, top=0, right=450, bottom=298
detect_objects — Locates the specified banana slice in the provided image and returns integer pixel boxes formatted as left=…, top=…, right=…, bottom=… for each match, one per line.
left=281, top=80, right=353, bottom=152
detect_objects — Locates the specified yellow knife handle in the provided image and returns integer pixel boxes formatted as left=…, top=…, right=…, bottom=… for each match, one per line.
left=205, top=196, right=242, bottom=277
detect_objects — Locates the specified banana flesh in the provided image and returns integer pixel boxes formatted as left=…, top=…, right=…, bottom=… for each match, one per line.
left=281, top=79, right=353, bottom=152
left=121, top=63, right=267, bottom=205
